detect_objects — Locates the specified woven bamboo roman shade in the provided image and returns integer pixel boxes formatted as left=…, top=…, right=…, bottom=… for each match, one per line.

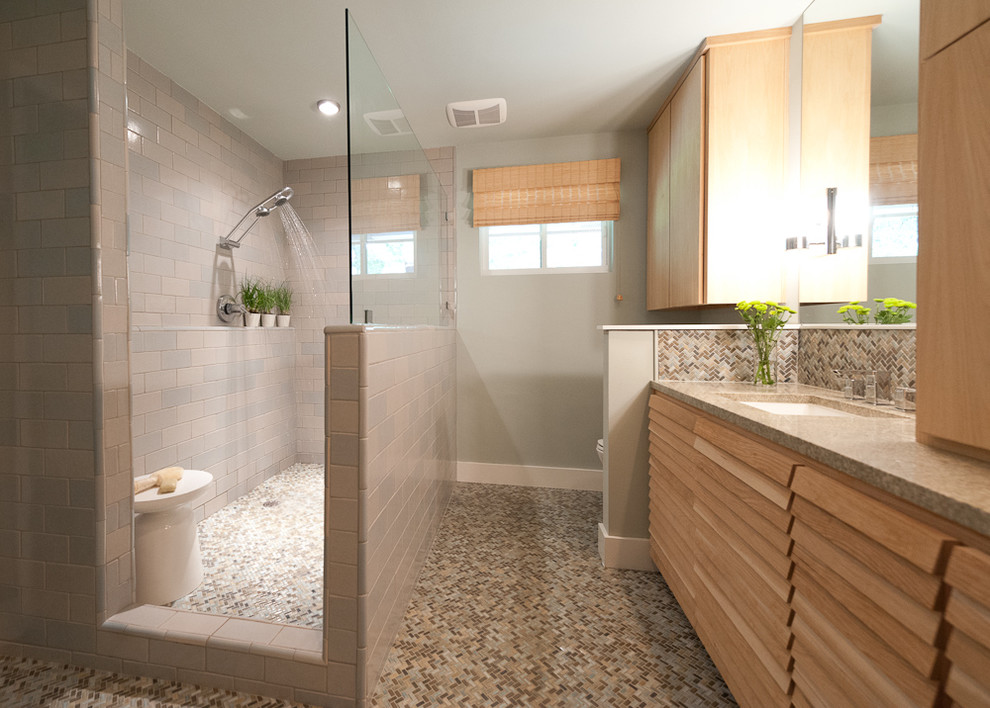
left=350, top=174, right=421, bottom=233
left=869, top=135, right=918, bottom=205
left=472, top=158, right=620, bottom=227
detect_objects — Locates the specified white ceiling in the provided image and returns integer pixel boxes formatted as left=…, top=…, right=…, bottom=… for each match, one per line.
left=122, top=0, right=918, bottom=161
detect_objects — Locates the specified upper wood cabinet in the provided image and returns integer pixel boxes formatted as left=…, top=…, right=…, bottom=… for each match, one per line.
left=798, top=16, right=879, bottom=304
left=646, top=30, right=789, bottom=310
left=916, top=7, right=990, bottom=458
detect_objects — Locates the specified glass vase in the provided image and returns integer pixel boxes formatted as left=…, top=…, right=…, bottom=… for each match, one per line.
left=751, top=333, right=779, bottom=386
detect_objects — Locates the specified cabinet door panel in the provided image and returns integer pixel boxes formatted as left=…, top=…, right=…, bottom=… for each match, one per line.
left=792, top=569, right=938, bottom=704
left=920, top=0, right=990, bottom=58
left=917, top=20, right=990, bottom=454
left=792, top=466, right=955, bottom=573
left=705, top=37, right=787, bottom=304
left=943, top=545, right=990, bottom=707
left=791, top=533, right=940, bottom=674
left=792, top=496, right=942, bottom=608
left=668, top=55, right=705, bottom=307
left=647, top=108, right=671, bottom=310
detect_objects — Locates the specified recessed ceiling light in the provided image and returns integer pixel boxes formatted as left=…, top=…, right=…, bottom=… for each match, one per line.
left=317, top=99, right=341, bottom=117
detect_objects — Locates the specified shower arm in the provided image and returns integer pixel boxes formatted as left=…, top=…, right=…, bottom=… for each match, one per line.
left=219, top=187, right=294, bottom=250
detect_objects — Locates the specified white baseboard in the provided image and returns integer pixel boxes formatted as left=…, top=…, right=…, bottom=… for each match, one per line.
left=598, top=523, right=657, bottom=572
left=456, top=461, right=602, bottom=492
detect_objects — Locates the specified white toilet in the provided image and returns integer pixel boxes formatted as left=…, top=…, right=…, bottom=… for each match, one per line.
left=133, top=469, right=213, bottom=606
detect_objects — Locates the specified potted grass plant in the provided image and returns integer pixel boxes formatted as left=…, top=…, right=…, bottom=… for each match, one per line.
left=239, top=276, right=262, bottom=327
left=258, top=280, right=277, bottom=327
left=273, top=282, right=293, bottom=327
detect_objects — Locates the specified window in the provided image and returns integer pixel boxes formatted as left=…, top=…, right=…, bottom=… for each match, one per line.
left=351, top=231, right=416, bottom=276
left=870, top=204, right=918, bottom=262
left=481, top=221, right=611, bottom=275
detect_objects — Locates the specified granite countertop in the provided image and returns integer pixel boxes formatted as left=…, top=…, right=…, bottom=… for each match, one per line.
left=651, top=380, right=990, bottom=538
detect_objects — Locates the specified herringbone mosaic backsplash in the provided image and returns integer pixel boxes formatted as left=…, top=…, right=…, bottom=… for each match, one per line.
left=656, top=329, right=799, bottom=384
left=655, top=327, right=915, bottom=390
left=799, top=328, right=916, bottom=392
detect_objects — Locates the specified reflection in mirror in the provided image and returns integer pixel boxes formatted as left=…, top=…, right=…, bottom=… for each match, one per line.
left=798, top=0, right=919, bottom=322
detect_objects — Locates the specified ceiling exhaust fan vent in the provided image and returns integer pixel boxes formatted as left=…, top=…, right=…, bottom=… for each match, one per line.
left=363, top=109, right=412, bottom=137
left=446, top=98, right=507, bottom=128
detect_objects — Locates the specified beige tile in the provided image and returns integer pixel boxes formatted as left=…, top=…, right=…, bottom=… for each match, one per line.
left=211, top=617, right=281, bottom=644
left=204, top=646, right=265, bottom=679
left=109, top=604, right=175, bottom=628
left=161, top=610, right=226, bottom=637
left=149, top=638, right=206, bottom=670
left=271, top=625, right=322, bottom=653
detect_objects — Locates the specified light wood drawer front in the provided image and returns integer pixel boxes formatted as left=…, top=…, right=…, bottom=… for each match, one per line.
left=945, top=545, right=990, bottom=607
left=651, top=393, right=796, bottom=486
left=792, top=496, right=942, bottom=608
left=792, top=520, right=942, bottom=645
left=792, top=568, right=939, bottom=705
left=944, top=545, right=990, bottom=707
left=791, top=534, right=940, bottom=676
left=692, top=581, right=792, bottom=708
left=650, top=400, right=793, bottom=520
left=652, top=426, right=792, bottom=554
left=792, top=607, right=929, bottom=708
left=792, top=465, right=955, bottom=574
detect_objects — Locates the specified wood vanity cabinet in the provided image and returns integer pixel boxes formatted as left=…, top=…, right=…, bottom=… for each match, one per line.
left=917, top=4, right=990, bottom=458
left=942, top=546, right=990, bottom=706
left=646, top=29, right=789, bottom=310
left=647, top=389, right=990, bottom=708
left=788, top=465, right=951, bottom=707
left=648, top=393, right=795, bottom=707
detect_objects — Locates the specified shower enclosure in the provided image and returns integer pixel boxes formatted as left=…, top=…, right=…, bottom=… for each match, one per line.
left=346, top=12, right=454, bottom=327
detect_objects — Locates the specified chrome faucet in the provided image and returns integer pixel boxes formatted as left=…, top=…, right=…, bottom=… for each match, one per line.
left=216, top=294, right=246, bottom=323
left=832, top=368, right=891, bottom=405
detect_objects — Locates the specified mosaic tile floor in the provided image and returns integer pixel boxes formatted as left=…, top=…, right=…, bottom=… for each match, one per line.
left=370, top=483, right=737, bottom=707
left=0, top=655, right=312, bottom=707
left=168, top=463, right=324, bottom=628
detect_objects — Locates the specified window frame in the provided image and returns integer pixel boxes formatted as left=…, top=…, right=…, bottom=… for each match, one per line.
left=350, top=230, right=417, bottom=279
left=868, top=203, right=918, bottom=265
left=480, top=221, right=612, bottom=276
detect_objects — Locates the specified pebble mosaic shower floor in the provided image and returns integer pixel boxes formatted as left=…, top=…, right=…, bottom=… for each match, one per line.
left=168, top=463, right=325, bottom=628
left=0, top=480, right=735, bottom=706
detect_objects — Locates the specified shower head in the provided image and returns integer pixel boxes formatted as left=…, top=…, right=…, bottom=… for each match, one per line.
left=219, top=186, right=295, bottom=249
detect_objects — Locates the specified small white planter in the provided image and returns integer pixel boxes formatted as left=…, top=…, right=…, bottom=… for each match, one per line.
left=261, top=313, right=276, bottom=327
left=276, top=314, right=291, bottom=327
left=244, top=312, right=261, bottom=327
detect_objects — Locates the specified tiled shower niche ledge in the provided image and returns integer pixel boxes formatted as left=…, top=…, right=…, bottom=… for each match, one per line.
left=104, top=605, right=323, bottom=665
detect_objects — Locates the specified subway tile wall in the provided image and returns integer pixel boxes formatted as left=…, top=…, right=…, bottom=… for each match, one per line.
left=325, top=325, right=456, bottom=705
left=283, top=156, right=352, bottom=465
left=125, top=52, right=286, bottom=329
left=1, top=0, right=104, bottom=658
left=129, top=326, right=297, bottom=518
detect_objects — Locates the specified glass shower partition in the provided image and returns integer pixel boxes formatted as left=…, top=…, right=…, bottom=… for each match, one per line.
left=345, top=11, right=450, bottom=326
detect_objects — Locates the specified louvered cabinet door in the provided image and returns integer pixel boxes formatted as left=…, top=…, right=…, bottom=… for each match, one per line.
left=648, top=392, right=796, bottom=708
left=943, top=546, right=990, bottom=707
left=789, top=465, right=956, bottom=707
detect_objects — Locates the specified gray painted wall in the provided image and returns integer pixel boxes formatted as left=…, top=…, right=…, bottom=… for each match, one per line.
left=454, top=132, right=755, bottom=472
left=456, top=132, right=650, bottom=471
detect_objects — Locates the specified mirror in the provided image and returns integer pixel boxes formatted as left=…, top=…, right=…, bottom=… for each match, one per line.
left=797, top=0, right=920, bottom=322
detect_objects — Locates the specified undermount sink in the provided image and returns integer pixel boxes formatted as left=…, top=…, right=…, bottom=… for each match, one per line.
left=717, top=392, right=908, bottom=419
left=736, top=401, right=854, bottom=417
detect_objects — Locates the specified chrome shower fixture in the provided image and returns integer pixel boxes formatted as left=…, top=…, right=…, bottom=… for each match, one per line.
left=218, top=187, right=294, bottom=249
